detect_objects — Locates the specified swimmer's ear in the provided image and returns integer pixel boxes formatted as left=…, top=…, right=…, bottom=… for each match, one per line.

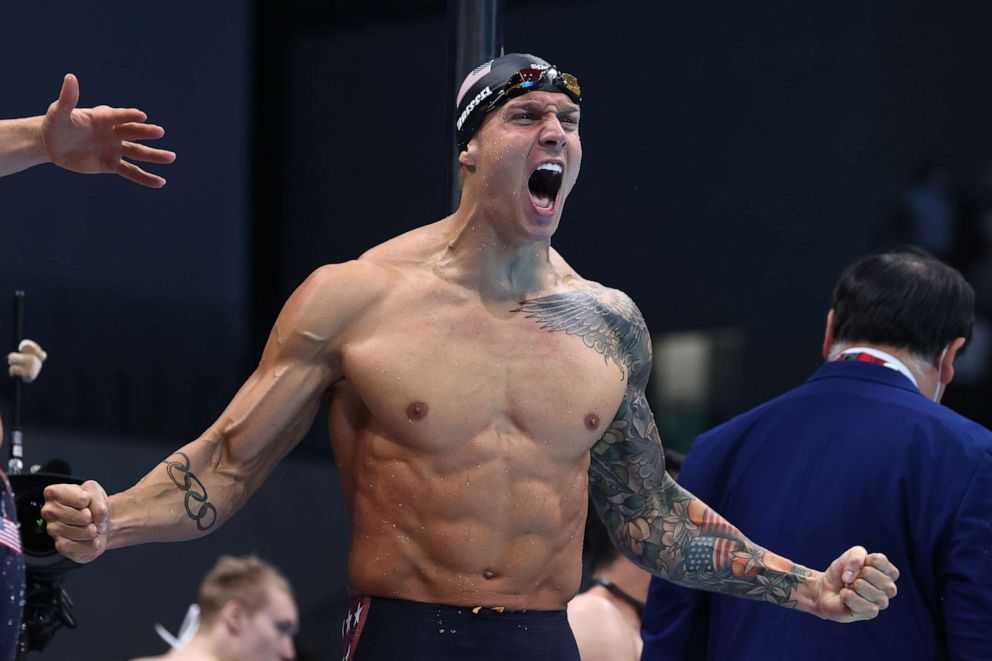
left=458, top=143, right=477, bottom=168
left=221, top=599, right=246, bottom=634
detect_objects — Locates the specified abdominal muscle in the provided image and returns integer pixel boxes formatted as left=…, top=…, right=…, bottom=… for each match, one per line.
left=338, top=425, right=591, bottom=612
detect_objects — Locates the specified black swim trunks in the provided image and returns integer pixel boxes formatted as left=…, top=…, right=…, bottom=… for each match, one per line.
left=342, top=595, right=580, bottom=661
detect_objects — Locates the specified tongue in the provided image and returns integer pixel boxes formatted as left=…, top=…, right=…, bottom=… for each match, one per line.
left=532, top=191, right=553, bottom=209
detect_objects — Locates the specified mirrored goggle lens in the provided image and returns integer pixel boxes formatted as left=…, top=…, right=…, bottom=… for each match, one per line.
left=557, top=73, right=581, bottom=98
left=507, top=67, right=548, bottom=92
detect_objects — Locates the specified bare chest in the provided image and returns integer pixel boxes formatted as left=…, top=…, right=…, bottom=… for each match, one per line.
left=339, top=300, right=629, bottom=456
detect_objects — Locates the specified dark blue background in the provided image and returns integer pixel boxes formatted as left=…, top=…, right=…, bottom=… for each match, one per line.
left=2, top=1, right=990, bottom=657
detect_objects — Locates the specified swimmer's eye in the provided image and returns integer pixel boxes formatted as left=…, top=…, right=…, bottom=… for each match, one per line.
left=276, top=621, right=297, bottom=636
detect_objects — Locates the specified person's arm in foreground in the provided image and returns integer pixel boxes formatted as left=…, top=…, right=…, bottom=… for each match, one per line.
left=586, top=295, right=899, bottom=622
left=41, top=264, right=374, bottom=562
left=0, top=74, right=175, bottom=187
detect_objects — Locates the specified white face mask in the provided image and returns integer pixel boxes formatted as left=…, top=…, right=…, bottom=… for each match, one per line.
left=933, top=346, right=949, bottom=402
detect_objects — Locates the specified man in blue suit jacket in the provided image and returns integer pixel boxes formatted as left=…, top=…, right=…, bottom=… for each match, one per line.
left=642, top=248, right=992, bottom=660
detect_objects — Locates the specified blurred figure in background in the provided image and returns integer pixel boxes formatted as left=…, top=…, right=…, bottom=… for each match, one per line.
left=642, top=248, right=992, bottom=661
left=133, top=555, right=298, bottom=661
left=567, top=499, right=651, bottom=661
left=568, top=451, right=684, bottom=661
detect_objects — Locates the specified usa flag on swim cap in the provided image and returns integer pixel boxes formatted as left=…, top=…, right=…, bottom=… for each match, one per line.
left=456, top=61, right=493, bottom=108
left=0, top=515, right=21, bottom=555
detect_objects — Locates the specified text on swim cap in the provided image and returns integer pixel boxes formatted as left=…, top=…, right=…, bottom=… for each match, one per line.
left=456, top=86, right=492, bottom=131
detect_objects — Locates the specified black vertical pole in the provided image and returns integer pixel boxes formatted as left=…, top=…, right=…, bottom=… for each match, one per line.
left=10, top=291, right=25, bottom=474
left=445, top=0, right=505, bottom=213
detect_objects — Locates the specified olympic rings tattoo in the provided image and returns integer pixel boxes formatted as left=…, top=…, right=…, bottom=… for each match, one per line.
left=161, top=452, right=218, bottom=531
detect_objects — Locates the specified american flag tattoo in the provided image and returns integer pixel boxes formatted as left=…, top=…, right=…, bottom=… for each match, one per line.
left=685, top=536, right=739, bottom=573
left=694, top=506, right=738, bottom=537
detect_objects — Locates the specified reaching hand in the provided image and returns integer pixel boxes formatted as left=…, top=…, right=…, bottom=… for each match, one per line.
left=810, top=546, right=899, bottom=622
left=7, top=338, right=47, bottom=382
left=42, top=480, right=111, bottom=564
left=41, top=74, right=176, bottom=188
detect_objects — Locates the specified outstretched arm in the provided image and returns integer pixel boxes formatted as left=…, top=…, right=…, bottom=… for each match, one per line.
left=42, top=263, right=379, bottom=562
left=586, top=295, right=899, bottom=622
left=0, top=74, right=175, bottom=186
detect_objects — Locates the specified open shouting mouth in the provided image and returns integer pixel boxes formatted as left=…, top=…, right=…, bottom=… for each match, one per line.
left=527, top=161, right=564, bottom=215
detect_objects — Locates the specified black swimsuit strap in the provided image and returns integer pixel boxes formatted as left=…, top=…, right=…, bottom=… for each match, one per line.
left=589, top=578, right=644, bottom=620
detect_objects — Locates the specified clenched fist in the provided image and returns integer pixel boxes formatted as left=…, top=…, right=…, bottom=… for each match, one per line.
left=42, top=480, right=111, bottom=564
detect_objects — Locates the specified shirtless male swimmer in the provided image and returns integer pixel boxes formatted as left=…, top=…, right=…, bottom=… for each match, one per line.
left=42, top=54, right=899, bottom=660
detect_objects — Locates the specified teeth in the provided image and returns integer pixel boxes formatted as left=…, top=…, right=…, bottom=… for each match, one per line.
left=536, top=162, right=563, bottom=174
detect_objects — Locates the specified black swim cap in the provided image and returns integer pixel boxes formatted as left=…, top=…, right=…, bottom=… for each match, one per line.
left=454, top=53, right=582, bottom=153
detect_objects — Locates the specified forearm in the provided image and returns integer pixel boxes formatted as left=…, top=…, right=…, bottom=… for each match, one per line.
left=106, top=429, right=254, bottom=550
left=590, top=381, right=823, bottom=612
left=0, top=116, right=48, bottom=177
left=594, top=472, right=819, bottom=611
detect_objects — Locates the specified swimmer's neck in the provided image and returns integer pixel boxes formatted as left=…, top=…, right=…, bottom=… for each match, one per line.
left=158, top=632, right=226, bottom=660
left=433, top=209, right=558, bottom=300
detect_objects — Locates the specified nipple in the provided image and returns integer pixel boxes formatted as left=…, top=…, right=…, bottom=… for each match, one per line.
left=584, top=413, right=600, bottom=430
left=407, top=401, right=429, bottom=421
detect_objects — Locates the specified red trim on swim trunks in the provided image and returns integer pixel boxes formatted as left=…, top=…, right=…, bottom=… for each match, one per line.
left=342, top=594, right=372, bottom=661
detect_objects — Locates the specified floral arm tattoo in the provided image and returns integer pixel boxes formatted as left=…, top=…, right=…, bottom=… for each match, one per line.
left=515, top=284, right=813, bottom=606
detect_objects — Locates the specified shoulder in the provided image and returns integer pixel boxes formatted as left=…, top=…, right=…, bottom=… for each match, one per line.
left=572, top=277, right=652, bottom=381
left=549, top=249, right=646, bottom=322
left=541, top=254, right=648, bottom=331
left=298, top=260, right=393, bottom=300
left=567, top=593, right=639, bottom=661
left=130, top=648, right=212, bottom=661
left=929, top=402, right=992, bottom=443
left=288, top=260, right=392, bottom=319
left=924, top=407, right=992, bottom=472
left=358, top=220, right=445, bottom=266
left=517, top=274, right=651, bottom=381
left=554, top=247, right=646, bottom=329
left=272, top=260, right=394, bottom=353
left=568, top=590, right=622, bottom=623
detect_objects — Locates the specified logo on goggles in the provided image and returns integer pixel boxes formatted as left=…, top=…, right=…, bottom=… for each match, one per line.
left=456, top=86, right=493, bottom=131
left=482, top=66, right=581, bottom=114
